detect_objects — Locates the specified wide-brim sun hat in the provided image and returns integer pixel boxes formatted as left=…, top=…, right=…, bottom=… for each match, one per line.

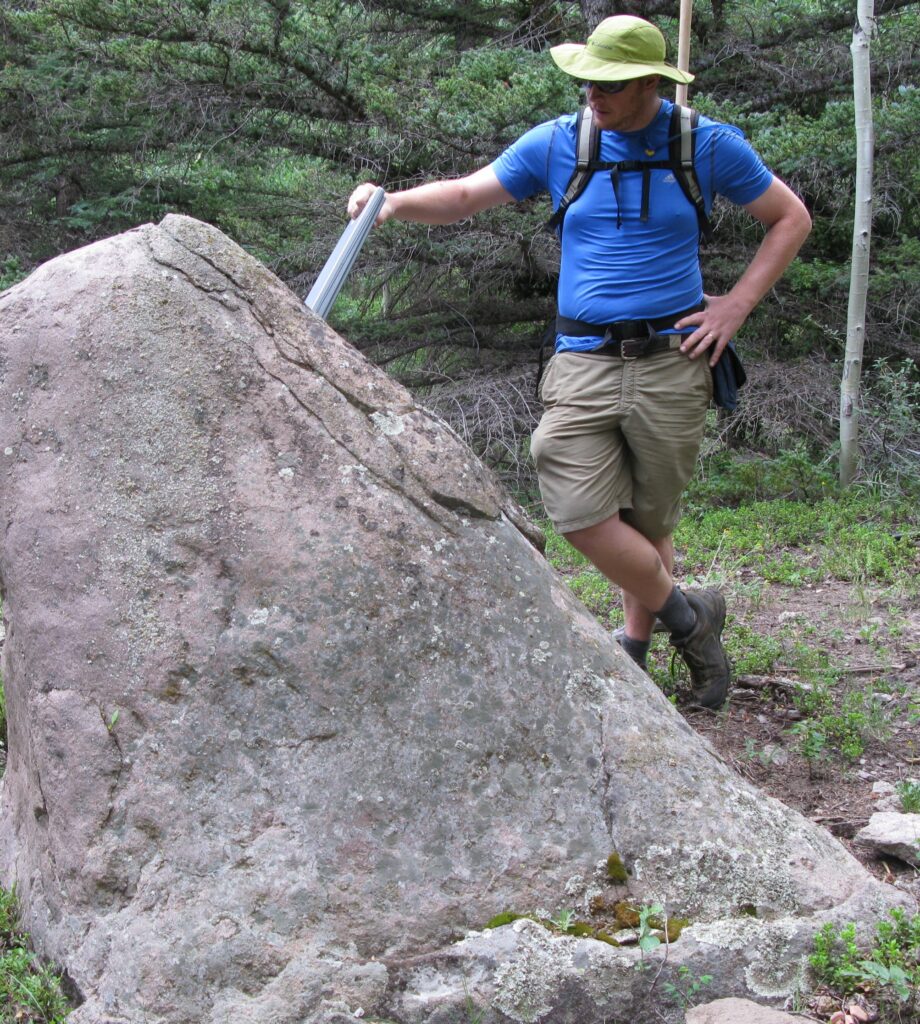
left=550, top=15, right=694, bottom=84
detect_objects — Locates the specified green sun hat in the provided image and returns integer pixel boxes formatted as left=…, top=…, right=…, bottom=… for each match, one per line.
left=550, top=15, right=693, bottom=84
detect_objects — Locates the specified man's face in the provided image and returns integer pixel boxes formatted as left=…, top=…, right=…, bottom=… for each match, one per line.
left=585, top=77, right=658, bottom=132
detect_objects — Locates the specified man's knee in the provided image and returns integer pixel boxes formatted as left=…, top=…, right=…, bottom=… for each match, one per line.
left=563, top=512, right=620, bottom=549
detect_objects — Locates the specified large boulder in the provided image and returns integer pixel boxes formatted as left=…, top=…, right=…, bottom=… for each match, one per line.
left=0, top=217, right=911, bottom=1024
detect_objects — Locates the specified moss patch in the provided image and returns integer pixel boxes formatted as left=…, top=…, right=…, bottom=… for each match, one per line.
left=605, top=850, right=629, bottom=883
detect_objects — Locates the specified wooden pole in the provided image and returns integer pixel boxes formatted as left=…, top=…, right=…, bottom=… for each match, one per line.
left=676, top=0, right=692, bottom=105
left=839, top=0, right=876, bottom=486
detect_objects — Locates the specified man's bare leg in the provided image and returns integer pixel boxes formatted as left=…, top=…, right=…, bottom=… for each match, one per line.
left=565, top=516, right=672, bottom=667
left=622, top=533, right=674, bottom=641
left=565, top=513, right=731, bottom=707
left=565, top=516, right=684, bottom=669
left=564, top=514, right=675, bottom=624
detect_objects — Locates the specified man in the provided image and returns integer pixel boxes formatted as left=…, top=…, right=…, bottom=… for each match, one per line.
left=348, top=16, right=811, bottom=709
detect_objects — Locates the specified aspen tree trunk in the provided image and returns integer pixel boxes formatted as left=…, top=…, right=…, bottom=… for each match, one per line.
left=840, top=0, right=876, bottom=486
left=676, top=0, right=692, bottom=106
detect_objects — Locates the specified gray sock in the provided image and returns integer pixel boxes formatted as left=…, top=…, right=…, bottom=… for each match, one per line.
left=616, top=633, right=651, bottom=670
left=654, top=586, right=697, bottom=639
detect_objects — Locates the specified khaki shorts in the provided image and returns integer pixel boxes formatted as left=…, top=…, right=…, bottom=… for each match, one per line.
left=531, top=346, right=712, bottom=538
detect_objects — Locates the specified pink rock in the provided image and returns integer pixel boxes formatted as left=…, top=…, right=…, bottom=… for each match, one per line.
left=0, top=216, right=912, bottom=1024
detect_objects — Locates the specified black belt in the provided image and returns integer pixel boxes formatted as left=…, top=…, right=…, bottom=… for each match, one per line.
left=588, top=334, right=677, bottom=358
left=556, top=302, right=704, bottom=355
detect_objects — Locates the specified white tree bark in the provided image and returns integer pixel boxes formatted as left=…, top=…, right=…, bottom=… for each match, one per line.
left=676, top=0, right=693, bottom=106
left=840, top=0, right=876, bottom=486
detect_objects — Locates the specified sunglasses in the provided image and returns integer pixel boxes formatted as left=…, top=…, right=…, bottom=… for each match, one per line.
left=582, top=80, right=630, bottom=95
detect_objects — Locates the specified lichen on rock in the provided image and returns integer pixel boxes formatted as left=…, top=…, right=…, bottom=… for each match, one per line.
left=492, top=920, right=578, bottom=1023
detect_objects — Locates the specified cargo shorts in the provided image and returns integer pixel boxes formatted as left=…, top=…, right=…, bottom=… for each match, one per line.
left=530, top=345, right=712, bottom=539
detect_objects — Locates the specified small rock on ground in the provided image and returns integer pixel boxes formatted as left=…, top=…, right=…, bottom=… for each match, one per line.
left=854, top=811, right=920, bottom=867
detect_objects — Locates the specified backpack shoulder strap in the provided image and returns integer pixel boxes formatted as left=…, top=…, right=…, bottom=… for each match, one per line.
left=669, top=104, right=714, bottom=243
left=545, top=106, right=598, bottom=234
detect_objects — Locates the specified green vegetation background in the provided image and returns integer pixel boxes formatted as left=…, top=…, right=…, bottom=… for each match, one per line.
left=2, top=0, right=918, bottom=489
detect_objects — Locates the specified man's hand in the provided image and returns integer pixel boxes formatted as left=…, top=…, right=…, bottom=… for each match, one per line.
left=347, top=182, right=394, bottom=226
left=675, top=294, right=752, bottom=366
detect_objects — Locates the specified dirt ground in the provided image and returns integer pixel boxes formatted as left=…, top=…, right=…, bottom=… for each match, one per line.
left=673, top=577, right=920, bottom=906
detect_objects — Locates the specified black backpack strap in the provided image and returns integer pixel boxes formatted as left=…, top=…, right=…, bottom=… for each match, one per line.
left=545, top=106, right=598, bottom=235
left=534, top=318, right=558, bottom=399
left=669, top=104, right=714, bottom=243
left=602, top=159, right=670, bottom=225
left=546, top=104, right=715, bottom=241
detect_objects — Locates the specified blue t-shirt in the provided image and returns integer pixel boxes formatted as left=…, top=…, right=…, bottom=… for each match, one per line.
left=491, top=99, right=773, bottom=351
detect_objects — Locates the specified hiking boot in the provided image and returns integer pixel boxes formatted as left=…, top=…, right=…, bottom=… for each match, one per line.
left=669, top=589, right=731, bottom=709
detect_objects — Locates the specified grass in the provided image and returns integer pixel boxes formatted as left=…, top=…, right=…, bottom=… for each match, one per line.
left=675, top=491, right=917, bottom=590
left=568, top=568, right=621, bottom=624
left=723, top=623, right=785, bottom=676
left=544, top=477, right=918, bottom=614
left=543, top=457, right=918, bottom=598
left=0, top=888, right=71, bottom=1024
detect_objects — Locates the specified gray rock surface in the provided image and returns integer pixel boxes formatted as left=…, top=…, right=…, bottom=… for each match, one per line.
left=855, top=811, right=920, bottom=866
left=0, top=216, right=913, bottom=1024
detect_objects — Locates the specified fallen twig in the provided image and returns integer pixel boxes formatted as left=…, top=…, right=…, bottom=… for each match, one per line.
left=735, top=674, right=800, bottom=694
left=838, top=663, right=907, bottom=674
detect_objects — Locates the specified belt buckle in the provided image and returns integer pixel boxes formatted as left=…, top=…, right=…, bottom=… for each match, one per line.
left=621, top=336, right=648, bottom=359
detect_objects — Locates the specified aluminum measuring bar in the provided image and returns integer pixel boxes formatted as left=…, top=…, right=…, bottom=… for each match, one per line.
left=305, top=186, right=386, bottom=319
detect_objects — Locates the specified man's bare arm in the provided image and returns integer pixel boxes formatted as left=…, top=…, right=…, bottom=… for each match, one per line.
left=347, top=167, right=516, bottom=226
left=676, top=177, right=813, bottom=364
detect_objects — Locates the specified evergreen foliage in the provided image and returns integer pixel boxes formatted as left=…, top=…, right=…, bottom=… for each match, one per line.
left=1, top=0, right=918, bottom=464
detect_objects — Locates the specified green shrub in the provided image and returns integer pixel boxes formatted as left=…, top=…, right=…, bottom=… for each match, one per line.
left=808, top=910, right=920, bottom=1018
left=568, top=569, right=619, bottom=622
left=0, top=887, right=71, bottom=1023
left=688, top=444, right=837, bottom=509
left=724, top=624, right=784, bottom=676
